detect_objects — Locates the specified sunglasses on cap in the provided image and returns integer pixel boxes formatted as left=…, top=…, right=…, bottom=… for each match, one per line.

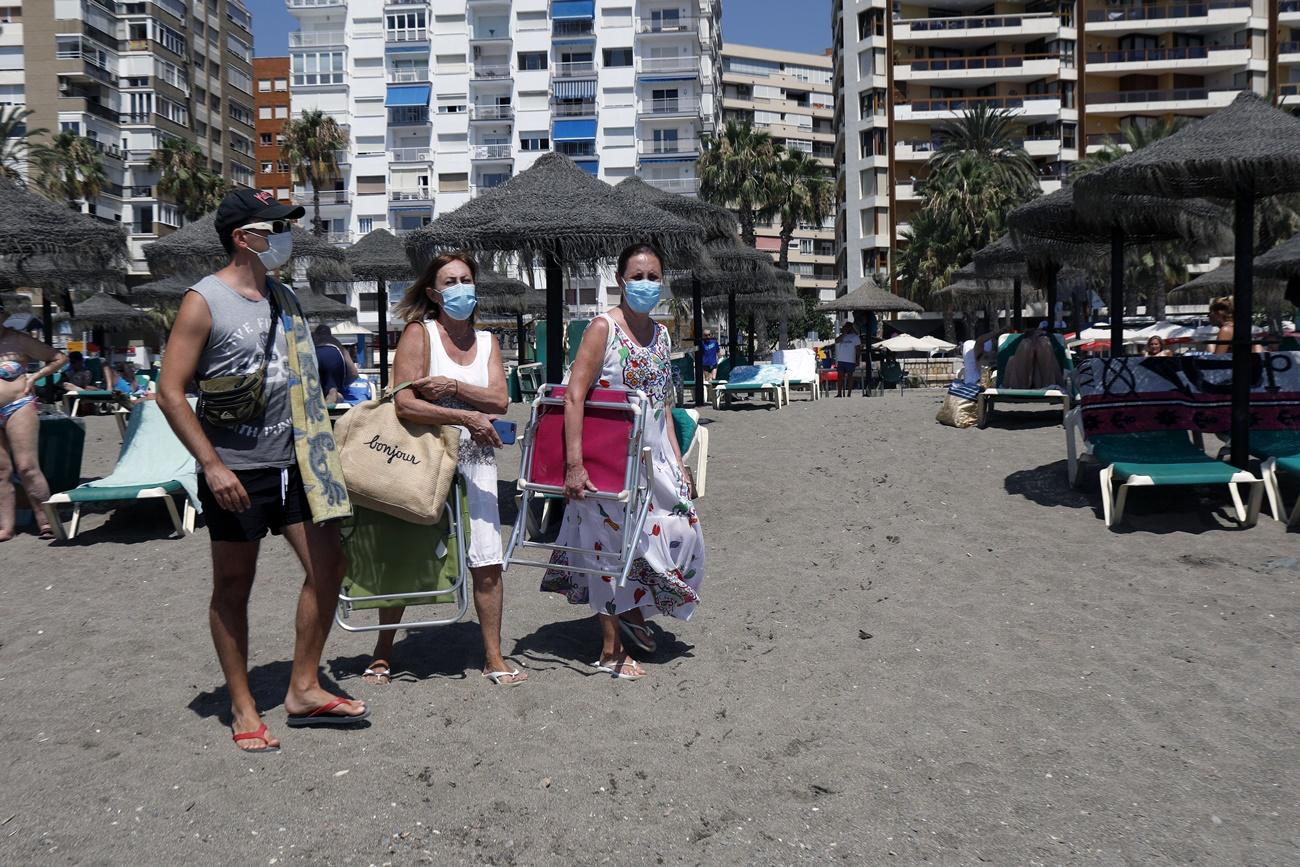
left=239, top=220, right=293, bottom=235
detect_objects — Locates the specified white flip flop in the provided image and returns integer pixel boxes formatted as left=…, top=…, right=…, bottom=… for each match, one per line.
left=482, top=668, right=527, bottom=686
left=590, top=658, right=645, bottom=680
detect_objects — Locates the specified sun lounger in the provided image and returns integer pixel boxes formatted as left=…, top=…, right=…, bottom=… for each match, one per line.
left=1251, top=430, right=1300, bottom=524
left=1064, top=407, right=1263, bottom=528
left=772, top=349, right=819, bottom=401
left=712, top=364, right=788, bottom=409
left=977, top=333, right=1074, bottom=428
left=672, top=407, right=709, bottom=498
left=42, top=400, right=201, bottom=540
left=516, top=362, right=544, bottom=402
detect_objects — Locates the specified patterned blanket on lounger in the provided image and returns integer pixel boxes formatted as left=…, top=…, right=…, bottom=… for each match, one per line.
left=1076, top=353, right=1300, bottom=436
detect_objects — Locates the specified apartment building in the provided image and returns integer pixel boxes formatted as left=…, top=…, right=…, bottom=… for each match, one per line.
left=1283, top=1, right=1300, bottom=108
left=720, top=43, right=837, bottom=301
left=286, top=0, right=720, bottom=244
left=20, top=0, right=257, bottom=273
left=254, top=56, right=293, bottom=202
left=832, top=0, right=1284, bottom=295
left=0, top=5, right=23, bottom=116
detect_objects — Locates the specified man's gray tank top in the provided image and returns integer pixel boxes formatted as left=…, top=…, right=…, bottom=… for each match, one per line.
left=190, top=275, right=294, bottom=470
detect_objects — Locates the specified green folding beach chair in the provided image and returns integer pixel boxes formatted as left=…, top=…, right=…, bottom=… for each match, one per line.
left=1252, top=430, right=1300, bottom=524
left=335, top=484, right=471, bottom=631
left=42, top=400, right=199, bottom=540
left=977, top=333, right=1074, bottom=428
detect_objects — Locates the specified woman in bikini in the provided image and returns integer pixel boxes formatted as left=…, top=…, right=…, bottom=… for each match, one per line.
left=0, top=317, right=67, bottom=540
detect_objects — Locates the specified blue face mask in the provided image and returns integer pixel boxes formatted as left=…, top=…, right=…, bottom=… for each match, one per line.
left=623, top=279, right=662, bottom=314
left=439, top=283, right=477, bottom=321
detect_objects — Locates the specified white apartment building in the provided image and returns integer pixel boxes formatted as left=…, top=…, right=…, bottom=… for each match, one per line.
left=833, top=0, right=1285, bottom=296
left=720, top=43, right=838, bottom=301
left=287, top=0, right=721, bottom=319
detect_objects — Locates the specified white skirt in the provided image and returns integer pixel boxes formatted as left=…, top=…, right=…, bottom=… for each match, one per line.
left=457, top=434, right=503, bottom=568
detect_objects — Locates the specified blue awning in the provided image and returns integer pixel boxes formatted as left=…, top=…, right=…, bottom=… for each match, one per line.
left=552, top=0, right=595, bottom=19
left=552, top=118, right=597, bottom=141
left=385, top=84, right=431, bottom=107
left=552, top=80, right=595, bottom=99
left=574, top=159, right=599, bottom=176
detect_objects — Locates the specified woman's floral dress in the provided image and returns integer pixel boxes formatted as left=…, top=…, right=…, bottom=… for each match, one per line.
left=540, top=313, right=705, bottom=620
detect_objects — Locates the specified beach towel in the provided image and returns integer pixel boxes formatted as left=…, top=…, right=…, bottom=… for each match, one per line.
left=76, top=400, right=202, bottom=511
left=728, top=364, right=786, bottom=386
left=269, top=282, right=351, bottom=523
left=772, top=349, right=816, bottom=381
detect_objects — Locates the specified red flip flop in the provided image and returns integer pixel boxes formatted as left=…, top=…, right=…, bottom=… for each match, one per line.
left=231, top=722, right=280, bottom=753
left=285, top=696, right=370, bottom=728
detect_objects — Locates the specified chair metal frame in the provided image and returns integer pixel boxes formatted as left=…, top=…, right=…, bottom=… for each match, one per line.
left=334, top=483, right=471, bottom=632
left=504, top=384, right=654, bottom=587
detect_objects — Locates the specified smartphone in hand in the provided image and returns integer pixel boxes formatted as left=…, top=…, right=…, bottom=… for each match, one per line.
left=491, top=419, right=517, bottom=446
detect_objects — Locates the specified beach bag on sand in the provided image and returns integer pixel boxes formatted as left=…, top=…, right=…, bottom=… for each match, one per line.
left=937, top=381, right=980, bottom=428
left=333, top=326, right=459, bottom=524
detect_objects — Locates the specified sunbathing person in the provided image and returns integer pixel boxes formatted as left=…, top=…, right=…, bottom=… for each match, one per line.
left=1002, top=328, right=1063, bottom=390
left=0, top=318, right=65, bottom=540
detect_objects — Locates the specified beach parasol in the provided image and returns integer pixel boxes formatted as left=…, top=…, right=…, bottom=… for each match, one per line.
left=124, top=274, right=193, bottom=306
left=293, top=282, right=357, bottom=325
left=143, top=213, right=347, bottom=280
left=0, top=180, right=127, bottom=266
left=475, top=268, right=531, bottom=359
left=1009, top=184, right=1225, bottom=353
left=1, top=255, right=127, bottom=342
left=344, top=229, right=415, bottom=387
left=404, top=153, right=699, bottom=382
left=1074, top=92, right=1300, bottom=468
left=1254, top=235, right=1300, bottom=281
left=819, top=278, right=922, bottom=382
left=70, top=292, right=153, bottom=333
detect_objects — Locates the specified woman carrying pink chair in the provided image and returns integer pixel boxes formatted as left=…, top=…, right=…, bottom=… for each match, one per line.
left=540, top=243, right=706, bottom=680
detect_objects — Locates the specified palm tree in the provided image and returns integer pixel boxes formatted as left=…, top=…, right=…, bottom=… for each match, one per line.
left=30, top=130, right=107, bottom=210
left=150, top=138, right=229, bottom=220
left=280, top=110, right=346, bottom=236
left=771, top=148, right=833, bottom=270
left=698, top=120, right=779, bottom=246
left=0, top=107, right=47, bottom=182
left=1071, top=118, right=1186, bottom=178
left=931, top=103, right=1038, bottom=198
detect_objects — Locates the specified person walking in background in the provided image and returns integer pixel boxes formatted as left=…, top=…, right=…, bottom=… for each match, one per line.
left=541, top=243, right=705, bottom=680
left=158, top=189, right=362, bottom=754
left=700, top=328, right=720, bottom=382
left=362, top=251, right=526, bottom=688
left=834, top=321, right=861, bottom=397
left=0, top=315, right=65, bottom=541
left=312, top=324, right=358, bottom=404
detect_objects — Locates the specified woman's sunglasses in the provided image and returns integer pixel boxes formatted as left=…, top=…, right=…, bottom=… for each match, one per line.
left=240, top=220, right=293, bottom=235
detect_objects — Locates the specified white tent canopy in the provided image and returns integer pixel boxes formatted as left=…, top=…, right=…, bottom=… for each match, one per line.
left=877, top=334, right=957, bottom=354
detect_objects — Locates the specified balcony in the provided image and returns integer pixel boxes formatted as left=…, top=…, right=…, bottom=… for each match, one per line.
left=639, top=96, right=700, bottom=117
left=387, top=69, right=430, bottom=84
left=637, top=17, right=699, bottom=34
left=1281, top=84, right=1300, bottom=106
left=289, top=31, right=345, bottom=48
left=1085, top=45, right=1251, bottom=74
left=385, top=29, right=428, bottom=44
left=1085, top=0, right=1252, bottom=31
left=897, top=53, right=1063, bottom=84
left=553, top=61, right=597, bottom=79
left=638, top=56, right=700, bottom=75
left=293, top=190, right=351, bottom=205
left=287, top=0, right=345, bottom=7
left=470, top=104, right=514, bottom=121
left=472, top=64, right=512, bottom=81
left=390, top=147, right=433, bottom=163
left=1277, top=41, right=1300, bottom=58
left=390, top=189, right=433, bottom=203
left=637, top=138, right=701, bottom=157
left=644, top=177, right=699, bottom=195
left=1285, top=0, right=1300, bottom=19
left=552, top=20, right=596, bottom=39
left=894, top=12, right=1061, bottom=42
left=1087, top=87, right=1236, bottom=114
left=893, top=94, right=1061, bottom=121
left=471, top=144, right=513, bottom=161
left=388, top=107, right=431, bottom=126
left=551, top=101, right=598, bottom=117
left=470, top=27, right=512, bottom=44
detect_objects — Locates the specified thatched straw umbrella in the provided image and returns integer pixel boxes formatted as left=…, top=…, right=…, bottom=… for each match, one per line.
left=142, top=213, right=347, bottom=280
left=70, top=292, right=153, bottom=335
left=1254, top=235, right=1300, bottom=281
left=1170, top=263, right=1289, bottom=333
left=404, top=153, right=699, bottom=382
left=293, top=283, right=357, bottom=325
left=343, top=229, right=414, bottom=387
left=124, top=273, right=193, bottom=307
left=695, top=238, right=778, bottom=368
left=471, top=268, right=531, bottom=360
left=616, top=175, right=740, bottom=403
left=1008, top=184, right=1225, bottom=351
left=1073, top=93, right=1300, bottom=467
left=0, top=180, right=127, bottom=265
left=1, top=255, right=127, bottom=342
left=819, top=278, right=922, bottom=378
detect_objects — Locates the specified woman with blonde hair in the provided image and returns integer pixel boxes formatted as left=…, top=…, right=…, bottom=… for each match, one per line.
left=361, top=251, right=526, bottom=687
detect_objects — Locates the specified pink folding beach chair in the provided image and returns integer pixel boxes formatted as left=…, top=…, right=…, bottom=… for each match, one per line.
left=503, top=384, right=654, bottom=586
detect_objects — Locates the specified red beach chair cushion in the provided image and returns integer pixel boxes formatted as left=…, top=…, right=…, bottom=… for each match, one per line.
left=530, top=386, right=635, bottom=495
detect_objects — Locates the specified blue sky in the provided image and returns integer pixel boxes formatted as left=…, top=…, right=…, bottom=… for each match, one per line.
left=252, top=1, right=833, bottom=57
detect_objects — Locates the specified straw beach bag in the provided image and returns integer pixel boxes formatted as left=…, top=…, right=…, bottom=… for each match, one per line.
left=334, top=325, right=459, bottom=524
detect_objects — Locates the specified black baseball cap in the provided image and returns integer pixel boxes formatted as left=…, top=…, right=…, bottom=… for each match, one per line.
left=215, top=188, right=305, bottom=237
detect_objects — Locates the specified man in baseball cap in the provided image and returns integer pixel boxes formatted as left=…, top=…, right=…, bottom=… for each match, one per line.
left=214, top=188, right=305, bottom=255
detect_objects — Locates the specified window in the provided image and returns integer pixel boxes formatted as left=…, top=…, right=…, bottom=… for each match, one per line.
left=259, top=106, right=272, bottom=120
left=133, top=204, right=153, bottom=234
left=259, top=132, right=273, bottom=146
left=517, top=51, right=547, bottom=71
left=261, top=161, right=274, bottom=173
left=519, top=134, right=549, bottom=151
left=230, top=132, right=254, bottom=156
left=517, top=9, right=548, bottom=29
left=227, top=35, right=252, bottom=63
left=227, top=66, right=253, bottom=94
left=156, top=95, right=190, bottom=127
left=359, top=216, right=378, bottom=234
left=275, top=78, right=288, bottom=91
left=277, top=160, right=291, bottom=173
left=292, top=51, right=345, bottom=86
left=258, top=79, right=271, bottom=92
left=275, top=105, right=289, bottom=119
left=386, top=10, right=426, bottom=39
left=603, top=48, right=633, bottom=67
left=277, top=187, right=290, bottom=200
left=438, top=172, right=469, bottom=193
left=356, top=175, right=386, bottom=195
left=437, top=100, right=467, bottom=114
left=158, top=203, right=182, bottom=228
left=228, top=102, right=254, bottom=127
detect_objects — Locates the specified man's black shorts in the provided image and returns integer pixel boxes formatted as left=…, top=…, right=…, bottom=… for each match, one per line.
left=197, top=464, right=309, bottom=543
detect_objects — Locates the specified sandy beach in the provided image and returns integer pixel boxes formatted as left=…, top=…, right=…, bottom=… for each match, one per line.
left=1, top=393, right=1296, bottom=865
